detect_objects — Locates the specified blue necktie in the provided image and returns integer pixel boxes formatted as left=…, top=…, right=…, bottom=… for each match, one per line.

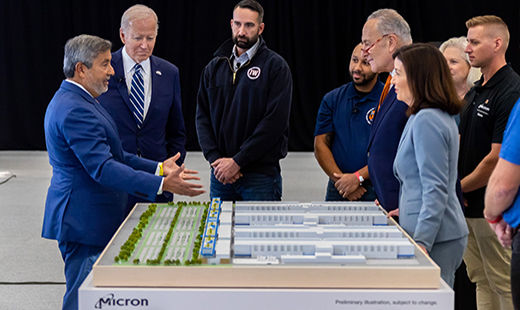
left=129, top=64, right=145, bottom=128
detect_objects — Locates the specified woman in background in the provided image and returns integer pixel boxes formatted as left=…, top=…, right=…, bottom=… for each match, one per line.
left=441, top=37, right=480, bottom=306
left=440, top=36, right=481, bottom=99
left=440, top=37, right=481, bottom=126
left=391, top=43, right=469, bottom=287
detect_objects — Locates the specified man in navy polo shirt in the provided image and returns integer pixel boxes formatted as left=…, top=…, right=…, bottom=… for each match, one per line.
left=314, top=43, right=383, bottom=201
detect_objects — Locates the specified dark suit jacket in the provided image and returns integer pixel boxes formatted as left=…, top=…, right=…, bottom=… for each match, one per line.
left=99, top=48, right=186, bottom=163
left=43, top=81, right=162, bottom=247
left=366, top=87, right=408, bottom=211
left=98, top=49, right=186, bottom=207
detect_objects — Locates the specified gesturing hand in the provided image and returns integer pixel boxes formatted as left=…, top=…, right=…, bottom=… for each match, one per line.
left=163, top=153, right=200, bottom=181
left=162, top=162, right=204, bottom=197
left=163, top=153, right=181, bottom=176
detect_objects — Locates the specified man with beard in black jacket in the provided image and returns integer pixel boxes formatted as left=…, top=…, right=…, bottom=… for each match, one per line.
left=196, top=0, right=293, bottom=201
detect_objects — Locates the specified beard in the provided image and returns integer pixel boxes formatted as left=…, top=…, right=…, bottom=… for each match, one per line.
left=232, top=33, right=259, bottom=49
left=350, top=70, right=377, bottom=86
left=94, top=78, right=109, bottom=96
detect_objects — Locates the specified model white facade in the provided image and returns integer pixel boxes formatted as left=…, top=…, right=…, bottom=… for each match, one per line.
left=203, top=200, right=415, bottom=264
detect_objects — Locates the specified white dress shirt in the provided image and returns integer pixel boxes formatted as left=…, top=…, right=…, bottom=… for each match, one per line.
left=65, top=79, right=93, bottom=98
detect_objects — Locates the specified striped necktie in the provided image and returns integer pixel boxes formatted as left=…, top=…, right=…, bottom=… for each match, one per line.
left=129, top=63, right=145, bottom=128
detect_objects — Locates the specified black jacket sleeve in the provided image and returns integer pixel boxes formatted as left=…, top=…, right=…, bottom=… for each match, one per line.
left=196, top=65, right=222, bottom=164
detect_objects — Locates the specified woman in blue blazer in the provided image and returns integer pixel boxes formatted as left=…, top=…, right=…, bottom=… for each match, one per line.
left=391, top=43, right=469, bottom=287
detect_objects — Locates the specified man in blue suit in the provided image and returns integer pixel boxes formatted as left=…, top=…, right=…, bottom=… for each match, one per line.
left=99, top=4, right=186, bottom=212
left=360, top=9, right=412, bottom=211
left=43, top=34, right=203, bottom=310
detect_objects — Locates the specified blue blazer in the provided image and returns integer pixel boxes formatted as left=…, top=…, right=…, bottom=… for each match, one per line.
left=98, top=48, right=186, bottom=163
left=366, top=87, right=408, bottom=211
left=394, top=109, right=468, bottom=251
left=42, top=81, right=163, bottom=247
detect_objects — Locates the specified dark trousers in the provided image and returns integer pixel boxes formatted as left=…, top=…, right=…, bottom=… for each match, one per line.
left=58, top=241, right=104, bottom=310
left=210, top=171, right=282, bottom=201
left=325, top=179, right=376, bottom=201
left=512, top=232, right=520, bottom=310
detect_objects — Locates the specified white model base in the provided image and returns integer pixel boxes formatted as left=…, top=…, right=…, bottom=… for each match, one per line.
left=79, top=273, right=453, bottom=310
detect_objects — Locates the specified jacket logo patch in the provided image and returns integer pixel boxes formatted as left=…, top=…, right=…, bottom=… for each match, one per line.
left=366, top=107, right=376, bottom=125
left=247, top=67, right=261, bottom=80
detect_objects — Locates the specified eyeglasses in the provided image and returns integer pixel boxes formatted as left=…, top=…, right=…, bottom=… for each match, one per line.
left=361, top=34, right=390, bottom=53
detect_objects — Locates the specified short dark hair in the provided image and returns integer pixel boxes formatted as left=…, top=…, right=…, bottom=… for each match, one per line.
left=234, top=0, right=264, bottom=23
left=392, top=43, right=462, bottom=116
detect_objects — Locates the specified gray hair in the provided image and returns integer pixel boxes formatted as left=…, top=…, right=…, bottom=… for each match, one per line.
left=121, top=4, right=159, bottom=33
left=367, top=9, right=412, bottom=45
left=439, top=36, right=481, bottom=87
left=63, top=34, right=112, bottom=78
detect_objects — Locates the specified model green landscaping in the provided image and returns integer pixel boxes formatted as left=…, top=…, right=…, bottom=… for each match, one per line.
left=114, top=201, right=210, bottom=266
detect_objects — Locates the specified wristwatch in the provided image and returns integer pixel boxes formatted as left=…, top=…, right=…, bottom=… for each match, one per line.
left=354, top=171, right=364, bottom=184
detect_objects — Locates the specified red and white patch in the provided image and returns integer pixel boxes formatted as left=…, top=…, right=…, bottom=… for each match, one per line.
left=247, top=67, right=261, bottom=80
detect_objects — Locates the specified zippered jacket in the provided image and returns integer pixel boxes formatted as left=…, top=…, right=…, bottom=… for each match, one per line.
left=196, top=37, right=293, bottom=176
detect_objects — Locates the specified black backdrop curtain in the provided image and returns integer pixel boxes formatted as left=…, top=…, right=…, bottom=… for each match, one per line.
left=1, top=0, right=519, bottom=151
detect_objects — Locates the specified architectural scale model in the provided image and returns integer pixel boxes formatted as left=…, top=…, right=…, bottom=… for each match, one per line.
left=112, top=201, right=209, bottom=266
left=92, top=199, right=441, bottom=289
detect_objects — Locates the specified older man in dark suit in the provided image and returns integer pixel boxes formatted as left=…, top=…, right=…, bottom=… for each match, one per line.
left=99, top=4, right=186, bottom=212
left=360, top=9, right=412, bottom=211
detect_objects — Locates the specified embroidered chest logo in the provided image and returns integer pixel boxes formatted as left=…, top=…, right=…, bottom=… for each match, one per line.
left=247, top=67, right=261, bottom=80
left=476, top=99, right=490, bottom=118
left=366, top=107, right=376, bottom=125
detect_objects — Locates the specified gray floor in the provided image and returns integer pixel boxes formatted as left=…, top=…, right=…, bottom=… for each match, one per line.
left=0, top=151, right=327, bottom=310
